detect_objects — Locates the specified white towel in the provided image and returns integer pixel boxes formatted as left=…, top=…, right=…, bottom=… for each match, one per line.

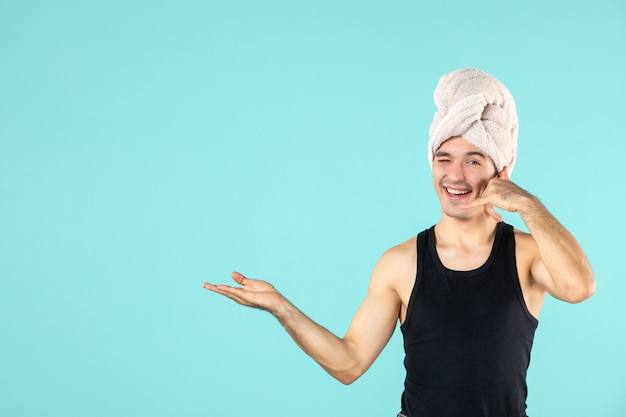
left=428, top=68, right=519, bottom=175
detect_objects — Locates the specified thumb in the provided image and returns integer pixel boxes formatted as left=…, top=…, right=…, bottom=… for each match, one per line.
left=231, top=271, right=249, bottom=286
left=499, top=166, right=510, bottom=181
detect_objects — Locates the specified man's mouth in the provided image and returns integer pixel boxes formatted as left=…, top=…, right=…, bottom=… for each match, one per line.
left=445, top=187, right=471, bottom=196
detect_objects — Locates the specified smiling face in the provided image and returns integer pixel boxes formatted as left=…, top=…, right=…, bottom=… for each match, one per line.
left=432, top=136, right=498, bottom=220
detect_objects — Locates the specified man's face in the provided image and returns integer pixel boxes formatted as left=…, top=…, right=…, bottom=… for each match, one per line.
left=432, top=136, right=498, bottom=220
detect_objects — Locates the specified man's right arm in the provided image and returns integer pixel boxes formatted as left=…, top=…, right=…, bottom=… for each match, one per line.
left=203, top=247, right=406, bottom=384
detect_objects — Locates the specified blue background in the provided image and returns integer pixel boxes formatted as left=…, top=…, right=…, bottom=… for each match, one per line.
left=1, top=1, right=625, bottom=416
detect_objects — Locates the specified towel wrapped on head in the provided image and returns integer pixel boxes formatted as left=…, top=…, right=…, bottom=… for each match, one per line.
left=428, top=68, right=519, bottom=175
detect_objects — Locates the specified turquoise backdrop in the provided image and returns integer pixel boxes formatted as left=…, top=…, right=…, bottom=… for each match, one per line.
left=1, top=1, right=625, bottom=416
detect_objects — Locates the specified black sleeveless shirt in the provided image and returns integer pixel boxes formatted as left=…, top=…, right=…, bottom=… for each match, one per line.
left=400, top=222, right=538, bottom=417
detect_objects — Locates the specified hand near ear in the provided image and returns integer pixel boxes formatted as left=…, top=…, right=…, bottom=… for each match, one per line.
left=462, top=167, right=537, bottom=222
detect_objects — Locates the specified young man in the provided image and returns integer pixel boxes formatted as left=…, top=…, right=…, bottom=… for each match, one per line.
left=203, top=68, right=595, bottom=417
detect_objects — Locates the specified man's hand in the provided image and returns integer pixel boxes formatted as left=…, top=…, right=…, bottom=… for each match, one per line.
left=463, top=166, right=595, bottom=303
left=462, top=167, right=539, bottom=222
left=201, top=246, right=412, bottom=384
left=203, top=271, right=282, bottom=312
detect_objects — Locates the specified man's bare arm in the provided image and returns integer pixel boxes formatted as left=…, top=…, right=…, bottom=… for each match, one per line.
left=203, top=249, right=403, bottom=384
left=464, top=168, right=595, bottom=303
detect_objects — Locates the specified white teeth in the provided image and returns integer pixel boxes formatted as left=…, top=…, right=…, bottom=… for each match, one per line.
left=446, top=188, right=470, bottom=195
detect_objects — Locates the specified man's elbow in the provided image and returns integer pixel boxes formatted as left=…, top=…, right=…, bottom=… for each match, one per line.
left=337, top=374, right=359, bottom=385
left=565, top=272, right=596, bottom=303
left=330, top=366, right=366, bottom=385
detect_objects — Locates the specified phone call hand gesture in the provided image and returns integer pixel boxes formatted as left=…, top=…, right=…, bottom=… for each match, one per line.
left=462, top=167, right=538, bottom=222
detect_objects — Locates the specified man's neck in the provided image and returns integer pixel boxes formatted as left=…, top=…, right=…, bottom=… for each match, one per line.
left=434, top=215, right=500, bottom=249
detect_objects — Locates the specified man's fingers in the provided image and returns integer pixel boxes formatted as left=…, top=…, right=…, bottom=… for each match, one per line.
left=484, top=204, right=503, bottom=222
left=461, top=198, right=502, bottom=221
left=204, top=282, right=252, bottom=304
left=203, top=271, right=249, bottom=294
left=462, top=197, right=487, bottom=209
left=499, top=166, right=510, bottom=181
left=203, top=282, right=234, bottom=294
left=231, top=271, right=249, bottom=286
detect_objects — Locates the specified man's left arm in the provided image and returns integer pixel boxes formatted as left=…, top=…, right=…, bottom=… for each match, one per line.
left=466, top=168, right=596, bottom=303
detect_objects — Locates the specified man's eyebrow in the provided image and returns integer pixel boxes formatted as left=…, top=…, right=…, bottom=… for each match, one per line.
left=466, top=151, right=487, bottom=159
left=434, top=151, right=487, bottom=158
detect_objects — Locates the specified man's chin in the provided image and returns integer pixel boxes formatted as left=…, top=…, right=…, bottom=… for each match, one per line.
left=442, top=208, right=472, bottom=220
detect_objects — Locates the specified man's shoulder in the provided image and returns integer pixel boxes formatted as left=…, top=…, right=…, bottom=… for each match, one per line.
left=375, top=236, right=418, bottom=274
left=385, top=225, right=434, bottom=257
left=511, top=226, right=536, bottom=246
left=511, top=226, right=540, bottom=259
left=368, top=236, right=419, bottom=299
left=388, top=235, right=418, bottom=256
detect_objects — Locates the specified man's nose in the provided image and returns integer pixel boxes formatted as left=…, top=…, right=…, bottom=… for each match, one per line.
left=446, top=162, right=465, bottom=181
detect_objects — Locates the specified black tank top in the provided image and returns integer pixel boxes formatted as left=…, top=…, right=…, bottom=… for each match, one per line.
left=400, top=222, right=538, bottom=417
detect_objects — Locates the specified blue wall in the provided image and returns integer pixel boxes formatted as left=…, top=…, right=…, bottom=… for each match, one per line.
left=1, top=1, right=624, bottom=416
